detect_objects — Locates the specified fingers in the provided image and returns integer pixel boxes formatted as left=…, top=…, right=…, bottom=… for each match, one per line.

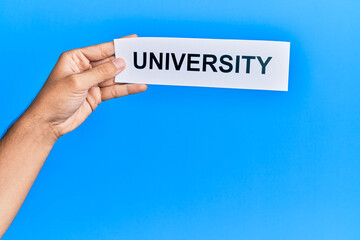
left=91, top=56, right=115, bottom=68
left=79, top=34, right=138, bottom=61
left=79, top=42, right=114, bottom=62
left=92, top=56, right=120, bottom=87
left=101, top=84, right=147, bottom=101
left=98, top=78, right=117, bottom=88
left=73, top=58, right=125, bottom=89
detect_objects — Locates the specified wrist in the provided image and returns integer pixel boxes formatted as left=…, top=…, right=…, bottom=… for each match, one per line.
left=15, top=109, right=59, bottom=145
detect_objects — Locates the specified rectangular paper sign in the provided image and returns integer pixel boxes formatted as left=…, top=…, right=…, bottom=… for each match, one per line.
left=114, top=37, right=290, bottom=91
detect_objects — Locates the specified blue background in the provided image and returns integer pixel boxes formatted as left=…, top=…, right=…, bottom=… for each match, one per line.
left=1, top=0, right=360, bottom=239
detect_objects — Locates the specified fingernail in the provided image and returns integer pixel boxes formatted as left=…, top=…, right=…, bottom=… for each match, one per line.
left=112, top=58, right=126, bottom=70
left=140, top=84, right=148, bottom=91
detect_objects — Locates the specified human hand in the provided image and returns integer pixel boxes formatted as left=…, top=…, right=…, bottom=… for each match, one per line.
left=25, top=34, right=147, bottom=140
left=0, top=36, right=149, bottom=237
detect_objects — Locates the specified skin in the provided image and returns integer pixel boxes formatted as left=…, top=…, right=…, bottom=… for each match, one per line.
left=0, top=34, right=147, bottom=238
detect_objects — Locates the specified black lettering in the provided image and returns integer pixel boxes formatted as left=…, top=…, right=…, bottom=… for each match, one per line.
left=187, top=54, right=200, bottom=71
left=219, top=55, right=233, bottom=73
left=171, top=53, right=186, bottom=70
left=257, top=56, right=272, bottom=74
left=235, top=55, right=240, bottom=73
left=149, top=52, right=163, bottom=70
left=165, top=53, right=170, bottom=70
left=202, top=54, right=217, bottom=72
left=242, top=56, right=256, bottom=74
left=134, top=52, right=146, bottom=69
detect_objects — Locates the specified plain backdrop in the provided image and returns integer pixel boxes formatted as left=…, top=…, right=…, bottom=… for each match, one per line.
left=0, top=0, right=359, bottom=239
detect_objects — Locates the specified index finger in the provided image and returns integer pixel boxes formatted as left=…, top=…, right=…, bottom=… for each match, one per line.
left=79, top=34, right=138, bottom=61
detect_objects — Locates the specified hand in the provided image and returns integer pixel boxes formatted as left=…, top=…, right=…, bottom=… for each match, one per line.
left=26, top=34, right=147, bottom=139
left=0, top=35, right=148, bottom=238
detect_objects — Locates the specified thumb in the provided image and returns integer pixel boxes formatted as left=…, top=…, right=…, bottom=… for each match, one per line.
left=76, top=58, right=125, bottom=89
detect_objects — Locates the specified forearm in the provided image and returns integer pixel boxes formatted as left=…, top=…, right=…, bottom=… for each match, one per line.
left=0, top=110, right=57, bottom=237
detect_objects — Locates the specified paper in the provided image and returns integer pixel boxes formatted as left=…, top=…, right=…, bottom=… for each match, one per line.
left=114, top=37, right=290, bottom=91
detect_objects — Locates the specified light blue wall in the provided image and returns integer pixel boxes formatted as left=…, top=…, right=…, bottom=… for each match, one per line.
left=1, top=0, right=359, bottom=239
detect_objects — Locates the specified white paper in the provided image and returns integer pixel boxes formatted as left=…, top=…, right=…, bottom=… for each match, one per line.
left=114, top=37, right=290, bottom=91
